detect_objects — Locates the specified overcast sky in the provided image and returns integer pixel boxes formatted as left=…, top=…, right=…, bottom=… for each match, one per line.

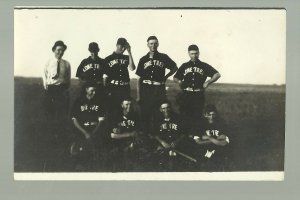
left=14, top=9, right=285, bottom=84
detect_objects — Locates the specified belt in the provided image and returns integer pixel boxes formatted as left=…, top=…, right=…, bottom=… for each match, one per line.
left=83, top=122, right=98, bottom=126
left=183, top=87, right=203, bottom=92
left=142, top=80, right=164, bottom=85
left=110, top=80, right=129, bottom=85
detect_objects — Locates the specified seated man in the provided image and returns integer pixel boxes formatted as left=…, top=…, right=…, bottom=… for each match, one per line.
left=109, top=97, right=148, bottom=172
left=190, top=104, right=230, bottom=171
left=151, top=100, right=193, bottom=172
left=70, top=82, right=107, bottom=171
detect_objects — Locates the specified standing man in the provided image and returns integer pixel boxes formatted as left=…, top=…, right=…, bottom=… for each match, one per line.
left=76, top=42, right=108, bottom=100
left=105, top=38, right=135, bottom=115
left=70, top=82, right=108, bottom=171
left=42, top=40, right=71, bottom=171
left=174, top=44, right=221, bottom=128
left=136, top=36, right=177, bottom=132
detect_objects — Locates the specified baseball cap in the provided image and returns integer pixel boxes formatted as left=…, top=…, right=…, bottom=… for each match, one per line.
left=147, top=36, right=158, bottom=42
left=188, top=44, right=199, bottom=51
left=52, top=40, right=67, bottom=51
left=117, top=38, right=128, bottom=46
left=88, top=42, right=100, bottom=52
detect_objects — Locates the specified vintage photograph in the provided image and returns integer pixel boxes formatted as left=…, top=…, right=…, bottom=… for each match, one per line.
left=14, top=8, right=285, bottom=180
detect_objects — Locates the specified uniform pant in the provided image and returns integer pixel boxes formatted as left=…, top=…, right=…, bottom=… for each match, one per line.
left=176, top=91, right=205, bottom=132
left=139, top=84, right=166, bottom=133
left=69, top=122, right=111, bottom=172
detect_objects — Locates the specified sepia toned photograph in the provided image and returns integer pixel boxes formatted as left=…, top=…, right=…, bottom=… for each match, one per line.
left=14, top=8, right=285, bottom=180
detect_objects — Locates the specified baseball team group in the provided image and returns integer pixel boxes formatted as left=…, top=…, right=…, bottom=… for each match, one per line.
left=42, top=36, right=230, bottom=172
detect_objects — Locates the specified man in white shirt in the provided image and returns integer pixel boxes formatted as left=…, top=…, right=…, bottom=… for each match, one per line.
left=42, top=40, right=71, bottom=171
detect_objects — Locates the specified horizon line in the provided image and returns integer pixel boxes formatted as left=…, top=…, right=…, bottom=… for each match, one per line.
left=14, top=76, right=286, bottom=86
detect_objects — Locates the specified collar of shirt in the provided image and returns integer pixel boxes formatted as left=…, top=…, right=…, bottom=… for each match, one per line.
left=188, top=59, right=201, bottom=65
left=88, top=56, right=101, bottom=62
left=146, top=51, right=160, bottom=59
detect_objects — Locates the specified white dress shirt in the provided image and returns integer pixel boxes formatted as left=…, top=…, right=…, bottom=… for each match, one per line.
left=43, top=57, right=71, bottom=89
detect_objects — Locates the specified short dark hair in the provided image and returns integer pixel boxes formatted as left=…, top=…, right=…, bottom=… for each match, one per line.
left=159, top=99, right=171, bottom=107
left=204, top=104, right=218, bottom=114
left=121, top=96, right=133, bottom=103
left=147, top=36, right=158, bottom=42
left=188, top=44, right=199, bottom=51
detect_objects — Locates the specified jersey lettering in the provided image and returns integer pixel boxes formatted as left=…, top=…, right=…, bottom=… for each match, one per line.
left=108, top=59, right=128, bottom=67
left=82, top=64, right=100, bottom=72
left=160, top=123, right=178, bottom=131
left=80, top=104, right=99, bottom=112
left=119, top=119, right=135, bottom=128
left=206, top=129, right=220, bottom=137
left=144, top=60, right=164, bottom=69
left=183, top=67, right=204, bottom=76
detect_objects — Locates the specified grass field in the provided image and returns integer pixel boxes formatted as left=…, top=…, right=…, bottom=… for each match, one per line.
left=14, top=77, right=285, bottom=172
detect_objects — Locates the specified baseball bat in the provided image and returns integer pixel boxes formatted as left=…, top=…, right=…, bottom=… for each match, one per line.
left=172, top=149, right=197, bottom=163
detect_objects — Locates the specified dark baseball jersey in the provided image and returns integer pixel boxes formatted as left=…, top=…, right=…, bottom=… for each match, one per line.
left=71, top=96, right=106, bottom=132
left=111, top=112, right=140, bottom=148
left=105, top=52, right=130, bottom=83
left=195, top=119, right=230, bottom=159
left=174, top=59, right=218, bottom=90
left=154, top=113, right=185, bottom=144
left=136, top=51, right=177, bottom=83
left=76, top=56, right=108, bottom=82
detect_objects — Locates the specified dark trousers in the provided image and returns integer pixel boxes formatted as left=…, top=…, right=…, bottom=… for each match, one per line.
left=69, top=125, right=111, bottom=172
left=43, top=84, right=70, bottom=171
left=140, top=84, right=166, bottom=133
left=177, top=91, right=205, bottom=131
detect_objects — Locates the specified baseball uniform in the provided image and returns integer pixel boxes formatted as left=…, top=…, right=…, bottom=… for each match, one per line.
left=192, top=118, right=230, bottom=171
left=152, top=113, right=188, bottom=171
left=109, top=111, right=144, bottom=171
left=76, top=56, right=108, bottom=100
left=136, top=51, right=177, bottom=132
left=105, top=52, right=131, bottom=114
left=174, top=59, right=219, bottom=126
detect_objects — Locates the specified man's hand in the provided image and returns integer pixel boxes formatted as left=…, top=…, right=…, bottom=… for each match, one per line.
left=43, top=84, right=48, bottom=90
left=203, top=81, right=210, bottom=89
left=161, top=141, right=171, bottom=149
left=136, top=96, right=140, bottom=104
left=112, top=128, right=121, bottom=134
left=170, top=141, right=177, bottom=149
left=84, top=132, right=91, bottom=140
left=126, top=43, right=131, bottom=54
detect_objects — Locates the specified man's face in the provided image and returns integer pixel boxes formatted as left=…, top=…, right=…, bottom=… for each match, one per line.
left=147, top=39, right=159, bottom=52
left=160, top=103, right=171, bottom=118
left=205, top=111, right=217, bottom=124
left=121, top=100, right=132, bottom=114
left=116, top=44, right=126, bottom=54
left=90, top=51, right=99, bottom=60
left=188, top=50, right=199, bottom=61
left=53, top=46, right=65, bottom=59
left=85, top=87, right=96, bottom=99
